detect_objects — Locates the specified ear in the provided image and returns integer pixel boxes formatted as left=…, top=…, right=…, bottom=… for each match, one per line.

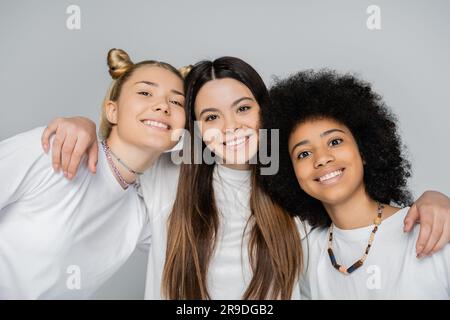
left=105, top=101, right=119, bottom=125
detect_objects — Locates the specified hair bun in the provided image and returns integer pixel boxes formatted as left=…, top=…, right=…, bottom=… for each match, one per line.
left=179, top=65, right=193, bottom=79
left=107, top=48, right=134, bottom=79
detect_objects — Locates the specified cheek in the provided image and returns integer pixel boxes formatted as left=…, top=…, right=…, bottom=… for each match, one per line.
left=117, top=108, right=136, bottom=126
left=240, top=113, right=260, bottom=143
left=118, top=99, right=141, bottom=119
left=344, top=148, right=364, bottom=169
left=173, top=109, right=186, bottom=129
left=338, top=147, right=365, bottom=180
left=244, top=111, right=261, bottom=130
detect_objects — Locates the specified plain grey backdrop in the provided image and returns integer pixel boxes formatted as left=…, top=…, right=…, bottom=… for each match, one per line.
left=1, top=0, right=449, bottom=299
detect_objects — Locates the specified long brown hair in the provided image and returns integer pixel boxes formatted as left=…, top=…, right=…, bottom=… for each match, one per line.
left=162, top=57, right=302, bottom=299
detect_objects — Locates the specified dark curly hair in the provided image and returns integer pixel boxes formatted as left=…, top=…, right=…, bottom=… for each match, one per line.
left=261, top=69, right=413, bottom=228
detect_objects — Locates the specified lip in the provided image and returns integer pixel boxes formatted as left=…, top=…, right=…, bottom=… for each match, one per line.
left=314, top=168, right=345, bottom=185
left=140, top=118, right=171, bottom=131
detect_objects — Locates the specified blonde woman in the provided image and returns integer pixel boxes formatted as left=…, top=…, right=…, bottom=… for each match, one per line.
left=0, top=49, right=186, bottom=299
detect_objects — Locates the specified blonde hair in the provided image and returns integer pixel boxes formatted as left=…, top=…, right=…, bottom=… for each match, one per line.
left=99, top=48, right=192, bottom=139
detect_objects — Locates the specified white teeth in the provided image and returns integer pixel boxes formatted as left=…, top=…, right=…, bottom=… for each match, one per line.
left=318, top=170, right=343, bottom=182
left=225, top=137, right=246, bottom=147
left=142, top=120, right=169, bottom=130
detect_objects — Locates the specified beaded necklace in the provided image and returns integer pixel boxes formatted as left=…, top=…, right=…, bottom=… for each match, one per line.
left=327, top=202, right=383, bottom=275
left=108, top=146, right=144, bottom=175
left=101, top=140, right=137, bottom=190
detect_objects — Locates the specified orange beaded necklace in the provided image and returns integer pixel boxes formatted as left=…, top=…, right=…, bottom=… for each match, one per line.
left=327, top=202, right=383, bottom=275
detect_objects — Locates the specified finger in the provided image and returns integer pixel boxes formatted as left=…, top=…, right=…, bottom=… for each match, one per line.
left=60, top=134, right=78, bottom=176
left=404, top=204, right=419, bottom=233
left=431, top=219, right=449, bottom=255
left=66, top=137, right=90, bottom=179
left=430, top=228, right=448, bottom=256
left=415, top=223, right=431, bottom=257
left=51, top=130, right=66, bottom=172
left=41, top=119, right=61, bottom=153
left=420, top=221, right=443, bottom=258
left=87, top=140, right=99, bottom=174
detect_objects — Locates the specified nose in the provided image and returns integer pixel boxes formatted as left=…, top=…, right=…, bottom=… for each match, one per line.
left=152, top=98, right=170, bottom=115
left=223, top=116, right=241, bottom=133
left=314, top=148, right=335, bottom=168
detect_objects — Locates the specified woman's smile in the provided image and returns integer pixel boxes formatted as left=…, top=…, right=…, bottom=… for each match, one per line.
left=140, top=118, right=171, bottom=131
left=315, top=168, right=345, bottom=185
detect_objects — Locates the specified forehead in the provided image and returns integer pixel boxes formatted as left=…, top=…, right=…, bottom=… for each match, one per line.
left=289, top=118, right=348, bottom=144
left=195, top=78, right=254, bottom=106
left=128, top=65, right=184, bottom=92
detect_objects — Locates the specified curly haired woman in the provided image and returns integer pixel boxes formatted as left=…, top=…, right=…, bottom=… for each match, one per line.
left=263, top=70, right=450, bottom=299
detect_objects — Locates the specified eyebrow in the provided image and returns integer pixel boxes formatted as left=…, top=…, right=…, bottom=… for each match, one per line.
left=232, top=97, right=254, bottom=107
left=134, top=81, right=184, bottom=97
left=320, top=128, right=345, bottom=137
left=199, top=96, right=255, bottom=117
left=290, top=128, right=346, bottom=155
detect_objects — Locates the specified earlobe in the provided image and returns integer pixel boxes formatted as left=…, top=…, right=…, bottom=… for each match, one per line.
left=105, top=101, right=118, bottom=124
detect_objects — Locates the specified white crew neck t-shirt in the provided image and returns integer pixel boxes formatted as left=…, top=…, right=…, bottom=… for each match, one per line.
left=0, top=128, right=150, bottom=299
left=141, top=156, right=304, bottom=299
left=300, top=207, right=450, bottom=299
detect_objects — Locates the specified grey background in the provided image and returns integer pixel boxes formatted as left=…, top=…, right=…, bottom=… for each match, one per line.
left=1, top=0, right=449, bottom=299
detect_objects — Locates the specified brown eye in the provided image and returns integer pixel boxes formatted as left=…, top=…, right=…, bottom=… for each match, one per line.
left=237, top=106, right=251, bottom=113
left=329, top=138, right=343, bottom=147
left=297, top=151, right=311, bottom=159
left=205, top=114, right=218, bottom=122
left=170, top=100, right=183, bottom=107
left=138, top=91, right=152, bottom=97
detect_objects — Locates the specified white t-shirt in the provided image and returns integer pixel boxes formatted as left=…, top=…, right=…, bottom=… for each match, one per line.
left=141, top=155, right=305, bottom=299
left=300, top=207, right=450, bottom=299
left=0, top=127, right=150, bottom=299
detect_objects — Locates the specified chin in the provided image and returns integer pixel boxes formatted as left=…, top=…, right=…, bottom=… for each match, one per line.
left=222, top=148, right=258, bottom=164
left=143, top=139, right=173, bottom=152
left=316, top=192, right=351, bottom=206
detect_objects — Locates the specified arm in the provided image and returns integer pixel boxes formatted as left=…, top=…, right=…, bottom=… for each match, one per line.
left=41, top=116, right=98, bottom=179
left=403, top=191, right=450, bottom=258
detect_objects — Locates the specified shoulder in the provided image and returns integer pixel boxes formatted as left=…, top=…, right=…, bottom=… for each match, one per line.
left=139, top=152, right=180, bottom=214
left=389, top=207, right=450, bottom=264
left=304, top=225, right=328, bottom=245
left=295, top=217, right=316, bottom=240
left=141, top=153, right=180, bottom=186
left=0, top=127, right=51, bottom=169
left=0, top=127, right=62, bottom=199
left=296, top=214, right=327, bottom=243
left=386, top=206, right=411, bottom=235
left=1, top=127, right=46, bottom=154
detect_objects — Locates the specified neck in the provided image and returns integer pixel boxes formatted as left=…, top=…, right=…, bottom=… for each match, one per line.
left=105, top=132, right=162, bottom=185
left=222, top=163, right=251, bottom=171
left=323, top=186, right=383, bottom=230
